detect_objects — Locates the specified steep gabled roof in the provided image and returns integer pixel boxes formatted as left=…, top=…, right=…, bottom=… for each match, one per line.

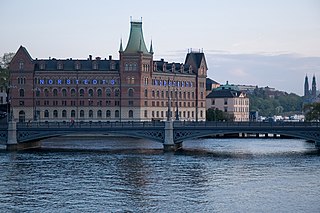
left=184, top=52, right=207, bottom=69
left=11, top=45, right=33, bottom=62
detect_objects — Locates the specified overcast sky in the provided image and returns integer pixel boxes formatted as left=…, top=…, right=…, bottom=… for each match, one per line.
left=1, top=0, right=320, bottom=95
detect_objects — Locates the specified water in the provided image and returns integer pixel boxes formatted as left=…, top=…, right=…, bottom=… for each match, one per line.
left=0, top=137, right=319, bottom=213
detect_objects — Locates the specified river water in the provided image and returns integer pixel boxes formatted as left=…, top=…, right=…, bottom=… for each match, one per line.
left=0, top=137, right=319, bottom=213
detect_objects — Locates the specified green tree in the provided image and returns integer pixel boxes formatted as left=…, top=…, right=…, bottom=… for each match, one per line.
left=303, top=102, right=320, bottom=121
left=206, top=108, right=234, bottom=121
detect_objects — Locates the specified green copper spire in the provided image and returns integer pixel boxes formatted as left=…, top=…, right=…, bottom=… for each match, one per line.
left=124, top=21, right=150, bottom=54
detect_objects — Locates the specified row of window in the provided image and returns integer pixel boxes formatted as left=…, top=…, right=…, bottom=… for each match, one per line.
left=19, top=87, right=205, bottom=100
left=25, top=109, right=204, bottom=119
left=41, top=109, right=128, bottom=119
left=38, top=61, right=116, bottom=71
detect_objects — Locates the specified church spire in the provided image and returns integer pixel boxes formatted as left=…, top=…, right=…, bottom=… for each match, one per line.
left=312, top=74, right=317, bottom=97
left=304, top=74, right=309, bottom=97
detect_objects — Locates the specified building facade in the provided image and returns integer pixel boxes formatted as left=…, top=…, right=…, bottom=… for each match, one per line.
left=9, top=21, right=207, bottom=122
left=206, top=84, right=249, bottom=121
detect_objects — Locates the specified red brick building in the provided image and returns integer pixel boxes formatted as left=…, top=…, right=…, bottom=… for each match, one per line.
left=9, top=21, right=207, bottom=122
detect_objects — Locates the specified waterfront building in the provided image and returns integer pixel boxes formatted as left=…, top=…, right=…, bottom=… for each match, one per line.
left=8, top=20, right=207, bottom=122
left=206, top=82, right=249, bottom=121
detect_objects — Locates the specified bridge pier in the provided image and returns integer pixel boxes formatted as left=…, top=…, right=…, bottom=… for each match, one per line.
left=163, top=121, right=182, bottom=151
left=7, top=120, right=18, bottom=151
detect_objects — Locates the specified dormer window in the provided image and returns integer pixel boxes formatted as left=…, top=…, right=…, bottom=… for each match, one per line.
left=189, top=65, right=192, bottom=73
left=180, top=65, right=184, bottom=73
left=57, top=62, right=63, bottom=70
left=163, top=64, right=166, bottom=72
left=93, top=62, right=98, bottom=70
left=153, top=62, right=157, bottom=71
left=75, top=62, right=81, bottom=70
left=172, top=64, right=175, bottom=72
left=40, top=63, right=45, bottom=70
left=111, top=62, right=115, bottom=70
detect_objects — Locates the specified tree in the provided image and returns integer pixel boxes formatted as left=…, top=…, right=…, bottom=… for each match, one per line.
left=303, top=102, right=320, bottom=121
left=0, top=52, right=15, bottom=69
left=206, top=108, right=234, bottom=121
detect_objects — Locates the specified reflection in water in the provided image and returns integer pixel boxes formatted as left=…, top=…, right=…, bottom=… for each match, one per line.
left=0, top=137, right=319, bottom=212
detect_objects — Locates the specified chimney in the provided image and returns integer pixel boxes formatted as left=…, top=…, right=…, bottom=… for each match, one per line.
left=89, top=55, right=92, bottom=60
left=109, top=55, right=112, bottom=60
left=95, top=57, right=101, bottom=60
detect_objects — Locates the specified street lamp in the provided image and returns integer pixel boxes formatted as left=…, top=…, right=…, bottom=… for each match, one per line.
left=175, top=88, right=179, bottom=121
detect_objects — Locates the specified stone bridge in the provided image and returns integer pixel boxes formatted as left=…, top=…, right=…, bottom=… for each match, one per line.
left=0, top=121, right=319, bottom=151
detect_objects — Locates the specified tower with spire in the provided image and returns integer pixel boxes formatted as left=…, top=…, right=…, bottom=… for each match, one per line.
left=312, top=74, right=317, bottom=97
left=304, top=75, right=310, bottom=97
left=119, top=19, right=154, bottom=119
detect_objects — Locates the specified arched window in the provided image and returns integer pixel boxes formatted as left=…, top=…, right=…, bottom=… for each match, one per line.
left=53, top=89, right=58, bottom=97
left=161, top=91, right=164, bottom=98
left=80, top=110, right=84, bottom=118
left=115, top=110, right=119, bottom=118
left=89, top=110, right=93, bottom=118
left=97, top=110, right=102, bottom=118
left=19, top=89, right=25, bottom=97
left=133, top=63, right=137, bottom=71
left=44, top=89, right=49, bottom=97
left=88, top=89, right=94, bottom=97
left=128, top=88, right=134, bottom=97
left=19, top=110, right=25, bottom=122
left=62, top=89, right=67, bottom=97
left=156, top=90, right=160, bottom=98
left=152, top=90, right=155, bottom=98
left=62, top=110, right=67, bottom=118
left=106, top=88, right=111, bottom=97
left=44, top=110, right=49, bottom=118
left=125, top=63, right=129, bottom=71
left=71, top=110, right=75, bottom=118
left=36, top=89, right=40, bottom=97
left=71, top=88, right=76, bottom=97
left=53, top=110, right=58, bottom=118
left=79, top=88, right=85, bottom=97
left=114, top=88, right=120, bottom=97
left=128, top=110, right=133, bottom=118
left=106, top=110, right=111, bottom=118
left=144, top=89, right=148, bottom=98
left=97, top=89, right=102, bottom=97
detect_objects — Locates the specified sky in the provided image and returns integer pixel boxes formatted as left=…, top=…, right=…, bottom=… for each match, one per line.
left=1, top=0, right=320, bottom=95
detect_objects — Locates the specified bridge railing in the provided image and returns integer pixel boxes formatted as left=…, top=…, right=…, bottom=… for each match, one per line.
left=17, top=121, right=165, bottom=129
left=173, top=121, right=320, bottom=128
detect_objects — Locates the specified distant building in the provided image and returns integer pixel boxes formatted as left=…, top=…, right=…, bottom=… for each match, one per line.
left=235, top=84, right=257, bottom=94
left=304, top=74, right=320, bottom=103
left=206, top=83, right=249, bottom=121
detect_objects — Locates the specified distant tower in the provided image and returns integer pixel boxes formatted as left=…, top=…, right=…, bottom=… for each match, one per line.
left=312, top=74, right=317, bottom=97
left=304, top=75, right=309, bottom=97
